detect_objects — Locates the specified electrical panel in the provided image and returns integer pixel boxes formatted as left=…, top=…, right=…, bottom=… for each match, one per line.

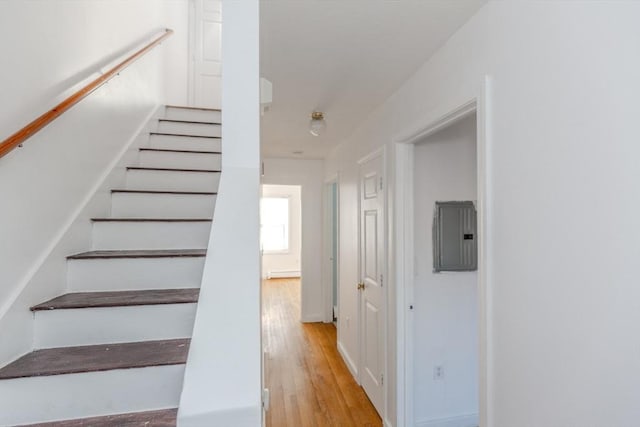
left=432, top=201, right=477, bottom=272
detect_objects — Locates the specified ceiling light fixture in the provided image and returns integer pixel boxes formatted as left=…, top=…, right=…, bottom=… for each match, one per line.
left=309, top=111, right=326, bottom=137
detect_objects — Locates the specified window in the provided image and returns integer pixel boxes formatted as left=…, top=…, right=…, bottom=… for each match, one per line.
left=260, top=197, right=290, bottom=253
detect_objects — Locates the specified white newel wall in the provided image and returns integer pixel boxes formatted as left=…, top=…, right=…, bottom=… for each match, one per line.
left=325, top=2, right=640, bottom=426
left=0, top=0, right=171, bottom=366
left=177, top=0, right=262, bottom=425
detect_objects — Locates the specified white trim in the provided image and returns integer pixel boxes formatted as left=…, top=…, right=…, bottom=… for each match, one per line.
left=477, top=76, right=493, bottom=427
left=357, top=146, right=385, bottom=165
left=300, top=314, right=325, bottom=323
left=393, top=77, right=492, bottom=427
left=395, top=99, right=477, bottom=145
left=266, top=270, right=300, bottom=279
left=322, top=174, right=340, bottom=323
left=337, top=340, right=358, bottom=379
left=415, top=413, right=479, bottom=427
left=394, top=141, right=415, bottom=427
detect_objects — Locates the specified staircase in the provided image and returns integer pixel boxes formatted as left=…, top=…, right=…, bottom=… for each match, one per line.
left=0, top=106, right=221, bottom=426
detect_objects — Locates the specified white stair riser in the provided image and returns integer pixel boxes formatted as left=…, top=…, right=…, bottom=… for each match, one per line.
left=126, top=169, right=220, bottom=192
left=164, top=107, right=221, bottom=122
left=111, top=193, right=216, bottom=218
left=92, top=221, right=211, bottom=250
left=0, top=365, right=184, bottom=426
left=149, top=134, right=221, bottom=152
left=139, top=150, right=221, bottom=170
left=34, top=304, right=197, bottom=348
left=157, top=121, right=221, bottom=137
left=68, top=257, right=205, bottom=291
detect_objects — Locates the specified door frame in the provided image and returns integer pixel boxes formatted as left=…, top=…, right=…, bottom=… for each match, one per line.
left=357, top=146, right=388, bottom=420
left=187, top=0, right=196, bottom=106
left=323, top=174, right=340, bottom=323
left=187, top=0, right=222, bottom=108
left=394, top=76, right=493, bottom=427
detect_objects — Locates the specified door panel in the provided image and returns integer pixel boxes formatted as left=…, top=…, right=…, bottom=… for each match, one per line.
left=363, top=300, right=380, bottom=387
left=359, top=153, right=384, bottom=415
left=364, top=210, right=378, bottom=282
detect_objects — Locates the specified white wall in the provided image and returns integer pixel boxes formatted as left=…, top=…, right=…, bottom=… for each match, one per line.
left=163, top=0, right=191, bottom=106
left=0, top=0, right=170, bottom=366
left=413, top=115, right=478, bottom=425
left=178, top=0, right=262, bottom=425
left=262, top=158, right=325, bottom=322
left=325, top=154, right=363, bottom=380
left=261, top=184, right=301, bottom=279
left=325, top=2, right=640, bottom=426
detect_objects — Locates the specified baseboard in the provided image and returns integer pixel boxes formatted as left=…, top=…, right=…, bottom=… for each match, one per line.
left=266, top=270, right=301, bottom=279
left=416, top=413, right=479, bottom=427
left=300, top=314, right=324, bottom=323
left=177, top=404, right=262, bottom=427
left=337, top=340, right=358, bottom=380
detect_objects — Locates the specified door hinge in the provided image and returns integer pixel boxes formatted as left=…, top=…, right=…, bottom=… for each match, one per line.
left=381, top=373, right=384, bottom=385
left=379, top=176, right=383, bottom=190
left=262, top=388, right=270, bottom=411
left=380, top=274, right=383, bottom=287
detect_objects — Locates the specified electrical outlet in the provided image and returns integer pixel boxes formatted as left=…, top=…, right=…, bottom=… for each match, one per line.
left=433, top=365, right=444, bottom=380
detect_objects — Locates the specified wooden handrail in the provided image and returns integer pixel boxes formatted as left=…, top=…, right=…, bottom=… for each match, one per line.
left=0, top=28, right=174, bottom=159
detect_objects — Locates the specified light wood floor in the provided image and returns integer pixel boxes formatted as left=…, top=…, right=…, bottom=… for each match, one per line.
left=262, top=278, right=382, bottom=427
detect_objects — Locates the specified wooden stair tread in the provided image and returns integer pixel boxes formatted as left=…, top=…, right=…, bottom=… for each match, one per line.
left=31, top=289, right=200, bottom=311
left=91, top=218, right=211, bottom=222
left=126, top=166, right=221, bottom=173
left=67, top=249, right=206, bottom=260
left=0, top=339, right=189, bottom=380
left=139, top=148, right=221, bottom=154
left=165, top=104, right=221, bottom=112
left=111, top=189, right=217, bottom=195
left=19, top=408, right=178, bottom=427
left=159, top=118, right=220, bottom=125
left=149, top=132, right=220, bottom=139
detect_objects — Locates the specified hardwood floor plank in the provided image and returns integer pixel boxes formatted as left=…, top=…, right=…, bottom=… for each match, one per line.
left=262, top=278, right=381, bottom=427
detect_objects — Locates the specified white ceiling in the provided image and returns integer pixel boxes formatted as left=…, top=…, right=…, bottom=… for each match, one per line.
left=260, top=0, right=486, bottom=159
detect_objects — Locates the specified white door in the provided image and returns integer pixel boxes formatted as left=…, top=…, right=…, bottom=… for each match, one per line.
left=359, top=152, right=385, bottom=415
left=189, top=0, right=222, bottom=109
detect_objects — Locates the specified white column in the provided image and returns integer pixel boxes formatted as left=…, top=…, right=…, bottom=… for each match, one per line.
left=178, top=0, right=262, bottom=425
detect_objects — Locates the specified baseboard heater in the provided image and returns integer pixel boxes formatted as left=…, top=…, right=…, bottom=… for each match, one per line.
left=267, top=270, right=301, bottom=279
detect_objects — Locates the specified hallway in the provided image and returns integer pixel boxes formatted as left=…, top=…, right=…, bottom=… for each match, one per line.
left=262, top=278, right=382, bottom=427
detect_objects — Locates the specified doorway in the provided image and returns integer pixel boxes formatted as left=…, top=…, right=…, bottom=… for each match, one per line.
left=324, top=180, right=339, bottom=324
left=260, top=185, right=302, bottom=282
left=188, top=0, right=222, bottom=109
left=357, top=149, right=386, bottom=416
left=411, top=113, right=479, bottom=426
left=395, top=94, right=490, bottom=427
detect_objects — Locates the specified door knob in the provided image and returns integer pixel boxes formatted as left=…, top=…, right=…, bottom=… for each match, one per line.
left=357, top=282, right=365, bottom=291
